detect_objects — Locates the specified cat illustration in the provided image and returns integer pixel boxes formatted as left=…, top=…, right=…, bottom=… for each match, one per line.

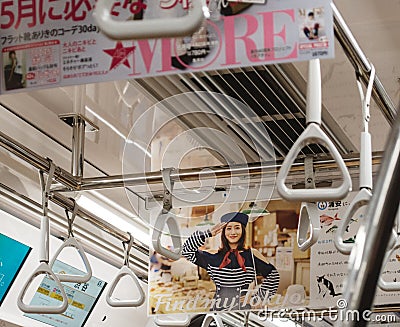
left=317, top=275, right=342, bottom=297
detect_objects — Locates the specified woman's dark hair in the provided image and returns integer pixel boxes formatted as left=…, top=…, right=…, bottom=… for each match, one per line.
left=218, top=223, right=247, bottom=254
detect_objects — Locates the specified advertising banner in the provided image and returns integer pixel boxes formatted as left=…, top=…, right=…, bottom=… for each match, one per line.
left=25, top=260, right=107, bottom=327
left=310, top=192, right=400, bottom=308
left=0, top=0, right=334, bottom=93
left=148, top=203, right=311, bottom=315
left=0, top=233, right=31, bottom=306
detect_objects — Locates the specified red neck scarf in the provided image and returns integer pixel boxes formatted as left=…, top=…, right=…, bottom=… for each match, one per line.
left=219, top=249, right=246, bottom=272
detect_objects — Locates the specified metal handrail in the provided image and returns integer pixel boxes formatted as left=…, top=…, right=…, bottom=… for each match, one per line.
left=340, top=112, right=400, bottom=327
left=332, top=3, right=397, bottom=124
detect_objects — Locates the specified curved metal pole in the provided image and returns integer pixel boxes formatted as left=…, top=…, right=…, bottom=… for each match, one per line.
left=332, top=3, right=397, bottom=123
left=341, top=112, right=400, bottom=327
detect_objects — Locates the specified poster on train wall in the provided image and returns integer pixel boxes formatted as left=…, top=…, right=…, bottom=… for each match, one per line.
left=310, top=192, right=400, bottom=308
left=0, top=0, right=334, bottom=93
left=148, top=202, right=314, bottom=315
left=24, top=260, right=107, bottom=327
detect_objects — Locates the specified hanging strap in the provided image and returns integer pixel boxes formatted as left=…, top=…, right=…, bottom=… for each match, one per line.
left=152, top=168, right=182, bottom=261
left=94, top=0, right=207, bottom=40
left=39, top=160, right=56, bottom=263
left=277, top=59, right=352, bottom=202
left=154, top=315, right=191, bottom=326
left=18, top=160, right=69, bottom=314
left=334, top=64, right=375, bottom=255
left=297, top=156, right=321, bottom=251
left=201, top=314, right=224, bottom=327
left=356, top=64, right=375, bottom=189
left=106, top=233, right=145, bottom=307
left=50, top=199, right=92, bottom=283
left=66, top=203, right=78, bottom=238
left=378, top=207, right=400, bottom=291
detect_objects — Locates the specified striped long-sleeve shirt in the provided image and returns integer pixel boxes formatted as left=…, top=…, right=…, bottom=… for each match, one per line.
left=182, top=230, right=280, bottom=310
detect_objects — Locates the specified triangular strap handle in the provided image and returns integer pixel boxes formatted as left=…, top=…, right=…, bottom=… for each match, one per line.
left=152, top=212, right=182, bottom=261
left=50, top=237, right=92, bottom=283
left=154, top=315, right=191, bottom=326
left=106, top=266, right=145, bottom=307
left=201, top=314, right=224, bottom=327
left=94, top=0, right=206, bottom=40
left=378, top=229, right=400, bottom=291
left=297, top=202, right=321, bottom=251
left=334, top=188, right=372, bottom=255
left=277, top=123, right=352, bottom=201
left=17, top=262, right=69, bottom=314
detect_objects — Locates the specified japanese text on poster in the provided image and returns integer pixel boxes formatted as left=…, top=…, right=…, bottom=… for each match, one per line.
left=1, top=0, right=334, bottom=93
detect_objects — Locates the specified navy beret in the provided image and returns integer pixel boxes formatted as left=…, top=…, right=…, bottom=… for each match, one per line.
left=220, top=212, right=249, bottom=226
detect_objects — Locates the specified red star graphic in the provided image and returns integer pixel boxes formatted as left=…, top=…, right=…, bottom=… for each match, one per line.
left=103, top=41, right=135, bottom=70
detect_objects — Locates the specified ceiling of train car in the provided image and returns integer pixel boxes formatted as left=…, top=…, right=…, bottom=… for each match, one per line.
left=0, top=0, right=398, bottom=224
left=0, top=0, right=397, bottom=168
left=0, top=1, right=398, bottom=326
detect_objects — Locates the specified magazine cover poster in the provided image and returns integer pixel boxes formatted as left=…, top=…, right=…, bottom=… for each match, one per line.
left=148, top=201, right=311, bottom=315
left=0, top=0, right=334, bottom=93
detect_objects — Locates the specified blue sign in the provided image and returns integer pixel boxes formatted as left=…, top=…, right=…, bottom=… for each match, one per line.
left=0, top=233, right=31, bottom=305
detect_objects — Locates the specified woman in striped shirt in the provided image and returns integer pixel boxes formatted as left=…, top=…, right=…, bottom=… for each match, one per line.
left=182, top=212, right=280, bottom=311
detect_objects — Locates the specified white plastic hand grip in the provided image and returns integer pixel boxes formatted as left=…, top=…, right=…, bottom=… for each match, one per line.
left=94, top=0, right=207, bottom=40
left=50, top=237, right=92, bottom=283
left=201, top=314, right=224, bottom=327
left=334, top=188, right=372, bottom=255
left=106, top=266, right=145, bottom=307
left=359, top=131, right=373, bottom=189
left=297, top=202, right=321, bottom=251
left=152, top=212, right=182, bottom=261
left=306, top=59, right=321, bottom=125
left=277, top=123, right=352, bottom=201
left=17, top=262, right=69, bottom=314
left=154, top=315, right=191, bottom=326
left=378, top=230, right=400, bottom=291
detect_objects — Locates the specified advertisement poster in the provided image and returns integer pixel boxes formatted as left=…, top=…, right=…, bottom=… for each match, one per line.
left=25, top=260, right=107, bottom=327
left=0, top=233, right=31, bottom=306
left=148, top=201, right=312, bottom=315
left=310, top=192, right=400, bottom=308
left=0, top=0, right=334, bottom=93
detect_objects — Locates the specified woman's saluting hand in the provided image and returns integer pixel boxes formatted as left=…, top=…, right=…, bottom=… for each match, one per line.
left=210, top=222, right=227, bottom=237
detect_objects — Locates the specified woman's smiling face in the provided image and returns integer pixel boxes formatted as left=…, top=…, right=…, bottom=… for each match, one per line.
left=224, top=222, right=243, bottom=246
